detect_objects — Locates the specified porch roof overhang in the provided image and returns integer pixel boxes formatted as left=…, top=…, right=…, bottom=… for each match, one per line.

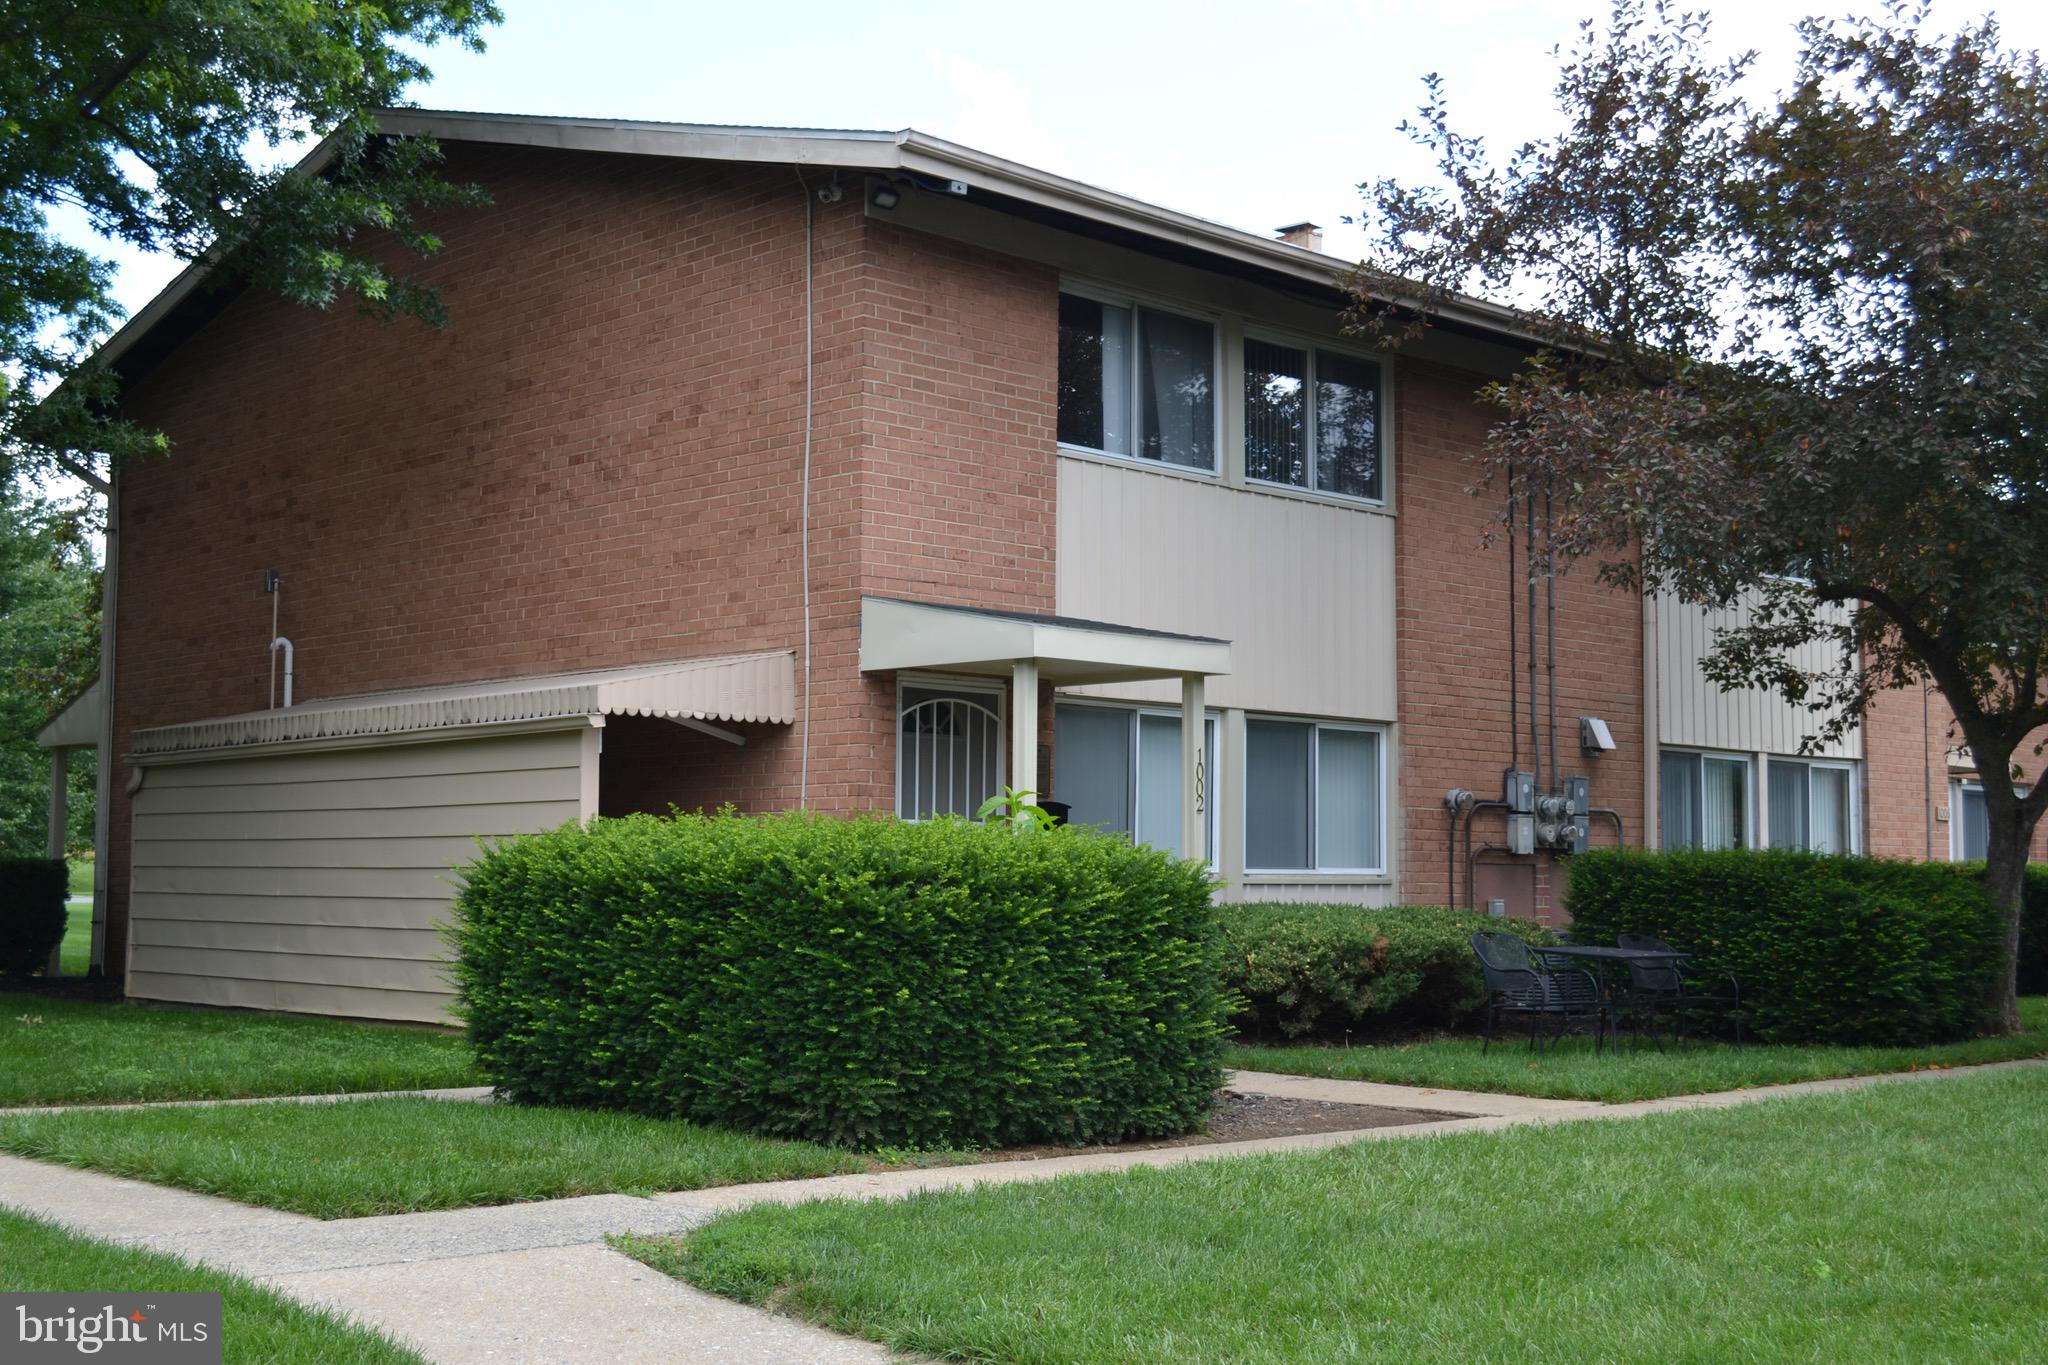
left=37, top=678, right=103, bottom=749
left=859, top=597, right=1231, bottom=686
left=129, top=649, right=796, bottom=763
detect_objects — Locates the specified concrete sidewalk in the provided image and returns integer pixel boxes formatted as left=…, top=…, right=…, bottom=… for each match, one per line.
left=3, top=1057, right=2043, bottom=1363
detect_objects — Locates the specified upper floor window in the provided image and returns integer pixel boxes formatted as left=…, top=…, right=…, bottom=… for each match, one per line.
left=1661, top=749, right=1749, bottom=850
left=1768, top=758, right=1856, bottom=854
left=1244, top=338, right=1384, bottom=501
left=1057, top=291, right=1216, bottom=471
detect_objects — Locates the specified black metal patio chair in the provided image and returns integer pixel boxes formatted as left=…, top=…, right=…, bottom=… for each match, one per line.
left=1471, top=931, right=1611, bottom=1054
left=1617, top=933, right=1745, bottom=1047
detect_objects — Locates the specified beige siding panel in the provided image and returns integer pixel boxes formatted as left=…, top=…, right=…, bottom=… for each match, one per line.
left=131, top=835, right=497, bottom=871
left=126, top=892, right=446, bottom=930
left=1221, top=882, right=1399, bottom=907
left=128, top=730, right=584, bottom=1023
left=133, top=863, right=457, bottom=900
left=124, top=971, right=451, bottom=1024
left=1654, top=595, right=1861, bottom=759
left=142, top=730, right=586, bottom=786
left=133, top=919, right=447, bottom=961
left=1056, top=456, right=1397, bottom=720
left=130, top=945, right=454, bottom=994
left=133, top=770, right=584, bottom=815
left=133, top=801, right=578, bottom=841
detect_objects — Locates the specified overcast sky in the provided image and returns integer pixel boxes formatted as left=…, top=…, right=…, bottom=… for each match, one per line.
left=70, top=0, right=2048, bottom=325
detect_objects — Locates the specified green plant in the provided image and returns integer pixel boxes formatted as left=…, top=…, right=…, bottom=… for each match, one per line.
left=451, top=812, right=1228, bottom=1149
left=974, top=786, right=1058, bottom=833
left=0, top=857, right=66, bottom=975
left=1217, top=903, right=1555, bottom=1039
left=1565, top=849, right=2003, bottom=1044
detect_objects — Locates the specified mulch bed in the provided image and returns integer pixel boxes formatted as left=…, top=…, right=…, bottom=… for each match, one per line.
left=960, top=1089, right=1462, bottom=1165
left=0, top=974, right=122, bottom=1002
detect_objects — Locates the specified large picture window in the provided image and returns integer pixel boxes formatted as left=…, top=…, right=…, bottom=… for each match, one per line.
left=1661, top=749, right=1750, bottom=850
left=1243, top=718, right=1384, bottom=873
left=1243, top=338, right=1384, bottom=501
left=1052, top=703, right=1216, bottom=861
left=1768, top=759, right=1856, bottom=853
left=1057, top=291, right=1216, bottom=471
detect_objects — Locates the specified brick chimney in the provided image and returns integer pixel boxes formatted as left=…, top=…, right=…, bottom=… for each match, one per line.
left=1275, top=221, right=1324, bottom=252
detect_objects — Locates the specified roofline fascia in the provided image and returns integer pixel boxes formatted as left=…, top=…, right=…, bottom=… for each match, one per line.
left=80, top=109, right=1549, bottom=384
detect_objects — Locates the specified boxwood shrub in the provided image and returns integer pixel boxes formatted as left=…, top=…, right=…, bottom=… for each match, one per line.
left=1217, top=902, right=1556, bottom=1040
left=1565, top=848, right=2003, bottom=1044
left=450, top=812, right=1227, bottom=1149
left=0, top=857, right=67, bottom=976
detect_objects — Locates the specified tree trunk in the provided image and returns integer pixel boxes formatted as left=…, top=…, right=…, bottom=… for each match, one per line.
left=1984, top=834, right=2028, bottom=1034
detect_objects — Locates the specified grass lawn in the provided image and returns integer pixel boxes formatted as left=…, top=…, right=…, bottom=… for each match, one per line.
left=66, top=854, right=93, bottom=896
left=0, top=992, right=480, bottom=1106
left=1, top=1207, right=423, bottom=1363
left=0, top=1096, right=872, bottom=1218
left=624, top=1066, right=2048, bottom=1363
left=1221, top=995, right=2048, bottom=1101
left=58, top=896, right=91, bottom=976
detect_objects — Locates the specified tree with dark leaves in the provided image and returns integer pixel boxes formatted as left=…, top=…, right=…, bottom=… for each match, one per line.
left=1353, top=1, right=2048, bottom=1030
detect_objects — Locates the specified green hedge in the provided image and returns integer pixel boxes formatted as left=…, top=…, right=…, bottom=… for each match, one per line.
left=0, top=857, right=67, bottom=976
left=1565, top=849, right=2004, bottom=1044
left=1217, top=903, right=1556, bottom=1040
left=451, top=812, right=1227, bottom=1149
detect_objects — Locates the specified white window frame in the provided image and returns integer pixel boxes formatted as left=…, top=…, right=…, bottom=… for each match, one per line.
left=895, top=673, right=1006, bottom=821
left=1051, top=698, right=1220, bottom=866
left=1765, top=756, right=1861, bottom=854
left=1950, top=779, right=2030, bottom=861
left=1055, top=281, right=1224, bottom=476
left=1659, top=747, right=1755, bottom=851
left=1240, top=328, right=1389, bottom=507
left=1241, top=716, right=1389, bottom=876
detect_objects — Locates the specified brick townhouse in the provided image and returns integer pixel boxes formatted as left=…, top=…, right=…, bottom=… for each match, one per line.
left=42, top=111, right=2044, bottom=1022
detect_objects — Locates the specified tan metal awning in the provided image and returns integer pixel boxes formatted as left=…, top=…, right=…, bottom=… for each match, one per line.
left=131, top=649, right=796, bottom=761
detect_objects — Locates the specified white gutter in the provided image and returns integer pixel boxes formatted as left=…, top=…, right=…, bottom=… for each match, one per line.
left=89, top=473, right=117, bottom=974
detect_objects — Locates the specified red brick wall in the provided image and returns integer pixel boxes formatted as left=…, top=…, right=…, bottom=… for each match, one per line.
left=106, top=145, right=1070, bottom=972
left=1393, top=361, right=1647, bottom=922
left=1863, top=681, right=2048, bottom=861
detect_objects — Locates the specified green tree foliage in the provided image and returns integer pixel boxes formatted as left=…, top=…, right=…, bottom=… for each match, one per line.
left=1353, top=2, right=2048, bottom=1029
left=0, top=0, right=500, bottom=496
left=0, top=491, right=98, bottom=854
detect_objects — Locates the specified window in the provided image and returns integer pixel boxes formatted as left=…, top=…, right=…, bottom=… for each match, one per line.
left=1956, top=782, right=1989, bottom=861
left=1057, top=291, right=1216, bottom=471
left=1768, top=759, right=1856, bottom=853
left=1052, top=703, right=1216, bottom=861
left=1243, top=338, right=1384, bottom=501
left=1243, top=719, right=1384, bottom=872
left=897, top=683, right=1004, bottom=820
left=1952, top=781, right=2030, bottom=861
left=1661, top=750, right=1750, bottom=850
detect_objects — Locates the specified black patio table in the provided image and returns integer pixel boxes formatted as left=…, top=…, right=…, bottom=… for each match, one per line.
left=1532, top=945, right=1693, bottom=1049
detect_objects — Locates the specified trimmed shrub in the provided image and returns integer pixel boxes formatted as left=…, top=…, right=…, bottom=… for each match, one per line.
left=1217, top=903, right=1556, bottom=1040
left=2023, top=865, right=2048, bottom=996
left=451, top=812, right=1227, bottom=1150
left=0, top=857, right=67, bottom=976
left=1565, top=849, right=2003, bottom=1044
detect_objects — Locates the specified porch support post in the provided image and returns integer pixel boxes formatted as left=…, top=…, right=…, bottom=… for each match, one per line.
left=1010, top=659, right=1039, bottom=804
left=45, top=746, right=68, bottom=976
left=1181, top=673, right=1206, bottom=860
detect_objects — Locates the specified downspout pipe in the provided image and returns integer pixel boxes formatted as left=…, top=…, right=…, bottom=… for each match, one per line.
left=270, top=637, right=295, bottom=708
left=89, top=474, right=118, bottom=976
